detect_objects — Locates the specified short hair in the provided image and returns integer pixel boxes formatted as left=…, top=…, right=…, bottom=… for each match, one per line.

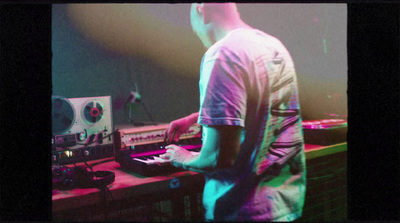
left=203, top=3, right=238, bottom=16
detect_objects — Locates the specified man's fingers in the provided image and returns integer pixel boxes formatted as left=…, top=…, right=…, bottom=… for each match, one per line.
left=164, top=131, right=169, bottom=143
left=171, top=131, right=179, bottom=143
left=173, top=132, right=180, bottom=142
left=164, top=123, right=174, bottom=143
left=165, top=129, right=178, bottom=144
left=159, top=154, right=170, bottom=160
left=165, top=144, right=179, bottom=150
left=166, top=150, right=178, bottom=156
left=165, top=127, right=171, bottom=143
left=165, top=121, right=186, bottom=143
left=164, top=146, right=179, bottom=158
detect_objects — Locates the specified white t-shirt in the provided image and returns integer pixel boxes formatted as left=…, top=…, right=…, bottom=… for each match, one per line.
left=198, top=28, right=306, bottom=221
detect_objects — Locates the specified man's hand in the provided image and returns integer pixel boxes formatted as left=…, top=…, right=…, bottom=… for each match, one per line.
left=159, top=144, right=196, bottom=169
left=165, top=112, right=199, bottom=143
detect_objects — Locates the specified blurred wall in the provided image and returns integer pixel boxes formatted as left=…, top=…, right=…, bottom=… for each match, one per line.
left=52, top=3, right=347, bottom=125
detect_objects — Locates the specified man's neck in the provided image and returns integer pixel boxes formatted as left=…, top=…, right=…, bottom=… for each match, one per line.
left=212, top=21, right=252, bottom=44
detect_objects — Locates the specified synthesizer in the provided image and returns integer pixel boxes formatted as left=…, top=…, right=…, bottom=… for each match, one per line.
left=114, top=123, right=202, bottom=176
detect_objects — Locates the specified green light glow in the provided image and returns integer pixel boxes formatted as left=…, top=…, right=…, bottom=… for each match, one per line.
left=323, top=39, right=327, bottom=54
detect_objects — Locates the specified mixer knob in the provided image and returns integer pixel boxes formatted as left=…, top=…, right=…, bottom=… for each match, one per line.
left=77, top=130, right=87, bottom=141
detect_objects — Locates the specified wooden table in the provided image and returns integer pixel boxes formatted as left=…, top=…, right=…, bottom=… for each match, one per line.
left=305, top=142, right=347, bottom=160
left=53, top=159, right=205, bottom=221
left=52, top=142, right=347, bottom=221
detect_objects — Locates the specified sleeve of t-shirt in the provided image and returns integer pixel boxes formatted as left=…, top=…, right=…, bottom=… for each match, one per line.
left=198, top=48, right=247, bottom=127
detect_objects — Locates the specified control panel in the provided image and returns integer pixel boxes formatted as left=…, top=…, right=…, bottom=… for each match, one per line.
left=115, top=123, right=202, bottom=150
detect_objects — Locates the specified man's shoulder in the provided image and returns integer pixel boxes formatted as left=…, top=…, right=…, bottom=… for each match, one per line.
left=222, top=29, right=281, bottom=51
left=204, top=29, right=283, bottom=63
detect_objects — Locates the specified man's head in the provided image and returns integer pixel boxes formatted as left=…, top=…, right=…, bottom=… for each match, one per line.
left=190, top=3, right=245, bottom=49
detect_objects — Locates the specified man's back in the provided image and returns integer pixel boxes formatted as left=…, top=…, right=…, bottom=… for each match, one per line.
left=198, top=28, right=306, bottom=221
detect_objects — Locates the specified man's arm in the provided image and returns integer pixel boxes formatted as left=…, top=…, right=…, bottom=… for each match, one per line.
left=164, top=124, right=242, bottom=173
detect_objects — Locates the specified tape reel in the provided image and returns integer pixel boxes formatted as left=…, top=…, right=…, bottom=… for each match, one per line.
left=82, top=99, right=104, bottom=124
left=52, top=96, right=75, bottom=135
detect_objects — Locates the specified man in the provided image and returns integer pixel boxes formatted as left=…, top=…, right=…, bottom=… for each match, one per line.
left=161, top=3, right=306, bottom=221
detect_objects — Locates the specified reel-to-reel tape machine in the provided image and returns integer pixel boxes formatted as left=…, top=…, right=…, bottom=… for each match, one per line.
left=52, top=96, right=114, bottom=164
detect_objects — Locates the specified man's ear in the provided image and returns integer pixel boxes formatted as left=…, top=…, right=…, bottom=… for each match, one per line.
left=196, top=3, right=209, bottom=25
